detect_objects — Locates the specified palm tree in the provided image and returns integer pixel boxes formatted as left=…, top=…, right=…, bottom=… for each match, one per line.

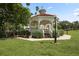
left=26, top=3, right=30, bottom=8
left=36, top=6, right=39, bottom=11
left=31, top=13, right=33, bottom=15
left=35, top=6, right=39, bottom=15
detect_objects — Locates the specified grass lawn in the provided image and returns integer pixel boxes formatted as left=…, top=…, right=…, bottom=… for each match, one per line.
left=0, top=30, right=79, bottom=56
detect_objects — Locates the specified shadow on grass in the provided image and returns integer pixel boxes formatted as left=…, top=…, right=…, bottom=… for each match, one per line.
left=0, top=38, right=6, bottom=40
left=0, top=37, right=16, bottom=40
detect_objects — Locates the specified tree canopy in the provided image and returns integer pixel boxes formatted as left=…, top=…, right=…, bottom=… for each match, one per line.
left=0, top=3, right=31, bottom=38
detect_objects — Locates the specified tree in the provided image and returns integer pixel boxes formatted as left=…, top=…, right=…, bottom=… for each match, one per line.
left=58, top=21, right=71, bottom=30
left=0, top=3, right=16, bottom=37
left=58, top=20, right=79, bottom=30
left=0, top=3, right=31, bottom=38
left=72, top=21, right=79, bottom=30
left=26, top=3, right=30, bottom=7
left=26, top=3, right=30, bottom=9
left=36, top=6, right=39, bottom=11
left=35, top=6, right=39, bottom=15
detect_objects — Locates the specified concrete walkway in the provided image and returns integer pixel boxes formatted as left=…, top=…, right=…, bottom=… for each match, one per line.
left=16, top=34, right=71, bottom=41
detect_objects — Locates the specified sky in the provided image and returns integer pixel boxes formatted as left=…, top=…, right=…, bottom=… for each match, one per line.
left=22, top=3, right=79, bottom=22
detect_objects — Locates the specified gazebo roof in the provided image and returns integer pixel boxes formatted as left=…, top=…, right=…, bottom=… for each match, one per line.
left=30, top=13, right=56, bottom=18
left=31, top=8, right=56, bottom=17
left=37, top=13, right=55, bottom=16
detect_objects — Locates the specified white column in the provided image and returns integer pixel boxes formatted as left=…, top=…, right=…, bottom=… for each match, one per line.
left=50, top=20, right=54, bottom=38
left=43, top=29, right=45, bottom=38
left=38, top=20, right=40, bottom=29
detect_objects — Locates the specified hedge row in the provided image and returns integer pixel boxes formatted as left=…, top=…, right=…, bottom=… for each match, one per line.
left=31, top=29, right=43, bottom=38
left=0, top=29, right=64, bottom=38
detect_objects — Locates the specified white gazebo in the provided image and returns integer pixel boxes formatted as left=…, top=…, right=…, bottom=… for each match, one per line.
left=29, top=8, right=59, bottom=37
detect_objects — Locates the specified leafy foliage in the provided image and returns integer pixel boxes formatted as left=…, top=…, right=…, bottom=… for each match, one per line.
left=58, top=29, right=64, bottom=36
left=58, top=21, right=79, bottom=30
left=0, top=3, right=31, bottom=38
left=32, top=29, right=43, bottom=38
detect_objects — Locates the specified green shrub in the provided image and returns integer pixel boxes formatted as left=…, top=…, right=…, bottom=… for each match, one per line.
left=32, top=29, right=43, bottom=38
left=25, top=30, right=31, bottom=38
left=0, top=31, right=6, bottom=38
left=58, top=29, right=64, bottom=36
left=6, top=31, right=15, bottom=38
left=52, top=29, right=64, bottom=38
left=16, top=29, right=31, bottom=38
left=52, top=30, right=60, bottom=38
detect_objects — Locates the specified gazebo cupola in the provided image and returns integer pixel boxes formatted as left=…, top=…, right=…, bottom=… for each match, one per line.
left=39, top=8, right=46, bottom=14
